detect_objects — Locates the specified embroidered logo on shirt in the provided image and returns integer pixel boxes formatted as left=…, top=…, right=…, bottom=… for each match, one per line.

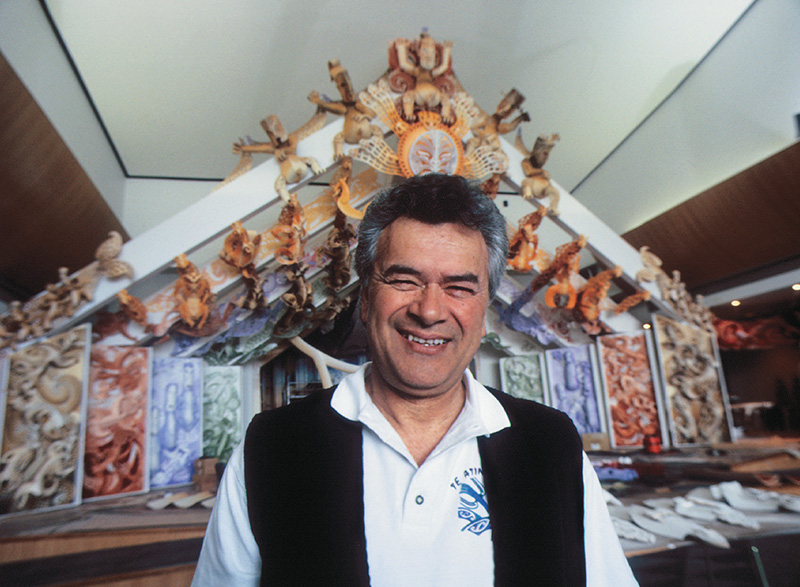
left=451, top=468, right=491, bottom=535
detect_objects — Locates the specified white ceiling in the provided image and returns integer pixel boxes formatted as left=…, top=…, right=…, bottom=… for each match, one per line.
left=40, top=0, right=760, bottom=230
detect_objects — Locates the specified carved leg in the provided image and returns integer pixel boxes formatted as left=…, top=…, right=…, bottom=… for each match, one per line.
left=333, top=133, right=345, bottom=160
left=302, top=157, right=323, bottom=175
left=440, top=94, right=453, bottom=124
left=402, top=92, right=417, bottom=122
left=274, top=176, right=291, bottom=203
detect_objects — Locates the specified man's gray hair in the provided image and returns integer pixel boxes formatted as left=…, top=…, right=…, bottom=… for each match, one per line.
left=355, top=173, right=509, bottom=299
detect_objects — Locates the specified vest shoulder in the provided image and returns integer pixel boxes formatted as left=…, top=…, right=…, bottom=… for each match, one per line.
left=246, top=388, right=337, bottom=438
left=488, top=387, right=581, bottom=446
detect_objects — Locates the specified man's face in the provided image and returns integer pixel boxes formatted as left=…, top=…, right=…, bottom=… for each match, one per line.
left=361, top=217, right=490, bottom=400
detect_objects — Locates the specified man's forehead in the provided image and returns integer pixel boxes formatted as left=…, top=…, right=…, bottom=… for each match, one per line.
left=375, top=219, right=489, bottom=279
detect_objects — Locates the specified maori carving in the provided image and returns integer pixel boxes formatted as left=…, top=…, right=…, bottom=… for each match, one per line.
left=117, top=289, right=149, bottom=330
left=273, top=262, right=315, bottom=337
left=308, top=59, right=382, bottom=160
left=220, top=221, right=264, bottom=310
left=95, top=230, right=134, bottom=281
left=508, top=236, right=586, bottom=315
left=150, top=358, right=203, bottom=488
left=202, top=366, right=242, bottom=463
left=614, top=289, right=652, bottom=315
left=173, top=254, right=214, bottom=331
left=507, top=205, right=548, bottom=273
left=328, top=157, right=365, bottom=219
left=83, top=346, right=149, bottom=498
left=271, top=194, right=307, bottom=266
left=465, top=88, right=529, bottom=172
left=574, top=266, right=622, bottom=324
left=653, top=314, right=730, bottom=445
left=545, top=344, right=602, bottom=435
left=636, top=246, right=715, bottom=331
left=389, top=30, right=455, bottom=124
left=499, top=355, right=546, bottom=403
left=317, top=210, right=357, bottom=292
left=0, top=326, right=90, bottom=514
left=598, top=332, right=662, bottom=447
left=230, top=111, right=326, bottom=202
left=354, top=81, right=503, bottom=180
left=0, top=302, right=37, bottom=350
left=515, top=131, right=561, bottom=214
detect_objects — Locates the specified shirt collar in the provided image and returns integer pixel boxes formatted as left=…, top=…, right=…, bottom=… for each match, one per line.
left=330, top=362, right=511, bottom=437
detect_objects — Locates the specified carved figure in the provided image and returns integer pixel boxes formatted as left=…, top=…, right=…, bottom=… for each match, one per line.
left=232, top=111, right=326, bottom=202
left=117, top=289, right=148, bottom=329
left=273, top=263, right=315, bottom=336
left=308, top=60, right=382, bottom=160
left=271, top=194, right=307, bottom=265
left=574, top=266, right=623, bottom=323
left=219, top=221, right=265, bottom=310
left=508, top=236, right=586, bottom=316
left=390, top=31, right=455, bottom=124
left=465, top=88, right=529, bottom=170
left=55, top=267, right=94, bottom=317
left=637, top=247, right=715, bottom=331
left=95, top=230, right=134, bottom=281
left=0, top=301, right=34, bottom=349
left=92, top=310, right=137, bottom=342
left=614, top=290, right=652, bottom=315
left=173, top=254, right=214, bottom=330
left=220, top=221, right=261, bottom=270
left=480, top=173, right=503, bottom=200
left=544, top=253, right=581, bottom=310
left=328, top=157, right=366, bottom=219
left=317, top=210, right=357, bottom=292
left=507, top=206, right=548, bottom=273
left=515, top=131, right=561, bottom=214
left=36, top=284, right=63, bottom=333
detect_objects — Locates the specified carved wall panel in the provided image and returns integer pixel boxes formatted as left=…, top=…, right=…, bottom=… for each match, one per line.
left=83, top=345, right=150, bottom=499
left=653, top=314, right=733, bottom=446
left=0, top=325, right=90, bottom=515
left=149, top=357, right=203, bottom=489
left=202, top=366, right=242, bottom=463
left=499, top=355, right=548, bottom=404
left=597, top=331, right=665, bottom=448
left=544, top=344, right=605, bottom=436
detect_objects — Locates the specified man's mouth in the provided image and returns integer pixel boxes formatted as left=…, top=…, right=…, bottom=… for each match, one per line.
left=404, top=333, right=448, bottom=347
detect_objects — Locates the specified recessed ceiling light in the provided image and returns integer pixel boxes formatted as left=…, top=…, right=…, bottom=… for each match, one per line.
left=792, top=283, right=800, bottom=291
left=642, top=323, right=651, bottom=329
left=731, top=300, right=741, bottom=307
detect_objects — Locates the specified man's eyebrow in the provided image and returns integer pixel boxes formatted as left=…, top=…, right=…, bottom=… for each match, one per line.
left=380, top=265, right=422, bottom=278
left=379, top=265, right=481, bottom=285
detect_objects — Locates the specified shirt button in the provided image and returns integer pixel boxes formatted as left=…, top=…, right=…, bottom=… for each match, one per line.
left=415, top=495, right=424, bottom=505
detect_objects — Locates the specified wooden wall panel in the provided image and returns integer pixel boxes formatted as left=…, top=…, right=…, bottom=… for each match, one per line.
left=623, top=141, right=800, bottom=294
left=0, top=52, right=128, bottom=303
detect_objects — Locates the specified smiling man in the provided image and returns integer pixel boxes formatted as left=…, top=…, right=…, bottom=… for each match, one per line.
left=192, top=173, right=638, bottom=586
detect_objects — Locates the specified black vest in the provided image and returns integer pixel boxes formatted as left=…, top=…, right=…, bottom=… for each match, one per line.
left=244, top=387, right=586, bottom=586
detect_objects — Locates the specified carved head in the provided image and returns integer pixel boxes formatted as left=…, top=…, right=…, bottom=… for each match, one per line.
left=328, top=59, right=355, bottom=102
left=262, top=115, right=288, bottom=144
left=117, top=289, right=132, bottom=305
left=496, top=88, right=525, bottom=118
left=418, top=33, right=437, bottom=70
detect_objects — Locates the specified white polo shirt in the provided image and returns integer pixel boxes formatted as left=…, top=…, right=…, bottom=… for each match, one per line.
left=192, top=365, right=638, bottom=586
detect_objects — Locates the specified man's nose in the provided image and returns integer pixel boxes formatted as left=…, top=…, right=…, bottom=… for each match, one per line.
left=410, top=283, right=445, bottom=324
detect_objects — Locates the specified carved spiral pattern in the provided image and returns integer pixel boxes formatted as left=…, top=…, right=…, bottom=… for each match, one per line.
left=0, top=326, right=88, bottom=514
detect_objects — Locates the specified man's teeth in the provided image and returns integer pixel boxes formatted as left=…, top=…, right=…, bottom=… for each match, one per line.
left=405, top=334, right=446, bottom=346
